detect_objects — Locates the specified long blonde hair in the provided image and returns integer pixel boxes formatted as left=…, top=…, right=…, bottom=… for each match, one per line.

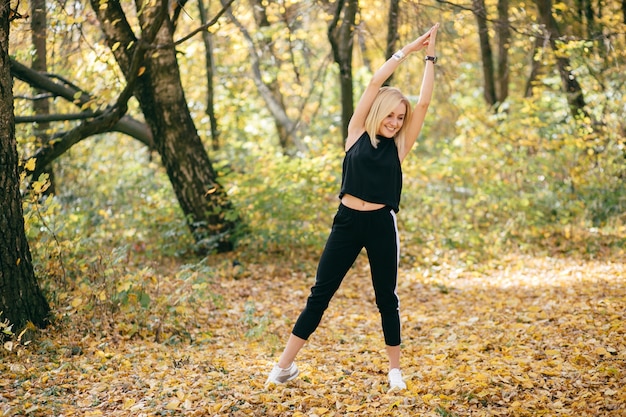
left=364, top=86, right=411, bottom=155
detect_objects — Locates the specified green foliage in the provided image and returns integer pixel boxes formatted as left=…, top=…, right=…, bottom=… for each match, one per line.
left=20, top=134, right=214, bottom=341
left=225, top=140, right=344, bottom=253
left=24, top=135, right=193, bottom=268
left=242, top=301, right=271, bottom=339
left=400, top=89, right=625, bottom=266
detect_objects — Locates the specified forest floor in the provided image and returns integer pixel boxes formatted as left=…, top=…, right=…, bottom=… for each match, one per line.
left=1, top=249, right=625, bottom=416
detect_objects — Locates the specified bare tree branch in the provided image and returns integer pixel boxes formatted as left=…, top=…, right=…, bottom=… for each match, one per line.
left=11, top=58, right=153, bottom=148
left=174, top=0, right=236, bottom=46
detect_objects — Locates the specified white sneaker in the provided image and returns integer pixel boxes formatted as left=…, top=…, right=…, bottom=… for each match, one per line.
left=388, top=368, right=407, bottom=391
left=265, top=362, right=299, bottom=386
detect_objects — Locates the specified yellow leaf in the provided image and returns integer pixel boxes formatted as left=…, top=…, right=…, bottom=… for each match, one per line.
left=112, top=42, right=120, bottom=52
left=24, top=158, right=36, bottom=171
left=541, top=369, right=561, bottom=376
left=442, top=379, right=457, bottom=390
left=138, top=66, right=146, bottom=76
left=71, top=297, right=83, bottom=308
left=421, top=393, right=434, bottom=404
left=595, top=347, right=609, bottom=356
left=165, top=399, right=180, bottom=410
left=473, top=373, right=490, bottom=382
left=123, top=398, right=136, bottom=409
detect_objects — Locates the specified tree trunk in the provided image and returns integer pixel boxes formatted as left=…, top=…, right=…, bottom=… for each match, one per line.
left=198, top=0, right=220, bottom=151
left=30, top=0, right=55, bottom=194
left=328, top=0, right=359, bottom=142
left=91, top=0, right=238, bottom=252
left=472, top=0, right=497, bottom=106
left=524, top=37, right=544, bottom=97
left=0, top=2, right=51, bottom=330
left=383, top=0, right=400, bottom=87
left=534, top=0, right=588, bottom=119
left=496, top=0, right=510, bottom=103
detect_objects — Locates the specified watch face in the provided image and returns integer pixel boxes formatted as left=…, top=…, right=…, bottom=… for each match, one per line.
left=426, top=56, right=437, bottom=63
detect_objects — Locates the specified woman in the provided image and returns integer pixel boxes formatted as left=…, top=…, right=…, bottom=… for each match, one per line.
left=267, top=23, right=439, bottom=392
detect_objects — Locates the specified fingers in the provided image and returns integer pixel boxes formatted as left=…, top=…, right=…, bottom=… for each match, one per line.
left=420, top=23, right=439, bottom=42
left=408, top=23, right=440, bottom=52
left=428, top=23, right=439, bottom=37
left=427, top=23, right=439, bottom=44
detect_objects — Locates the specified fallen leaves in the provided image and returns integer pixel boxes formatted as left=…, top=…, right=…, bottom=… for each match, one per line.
left=1, top=252, right=624, bottom=416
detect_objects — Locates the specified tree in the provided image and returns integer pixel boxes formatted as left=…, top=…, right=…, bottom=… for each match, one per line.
left=383, top=0, right=400, bottom=87
left=87, top=0, right=239, bottom=252
left=534, top=0, right=588, bottom=118
left=12, top=0, right=239, bottom=253
left=472, top=0, right=497, bottom=106
left=495, top=0, right=510, bottom=103
left=222, top=0, right=310, bottom=154
left=328, top=0, right=359, bottom=142
left=198, top=0, right=220, bottom=151
left=0, top=2, right=50, bottom=330
left=30, top=0, right=55, bottom=194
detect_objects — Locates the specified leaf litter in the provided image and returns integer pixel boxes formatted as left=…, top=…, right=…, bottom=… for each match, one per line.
left=1, top=251, right=624, bottom=416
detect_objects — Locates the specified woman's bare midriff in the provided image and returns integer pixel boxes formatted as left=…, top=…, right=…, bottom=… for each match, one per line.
left=341, top=194, right=386, bottom=211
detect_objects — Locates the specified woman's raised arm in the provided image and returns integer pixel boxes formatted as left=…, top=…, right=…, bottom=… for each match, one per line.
left=399, top=23, right=439, bottom=162
left=346, top=24, right=439, bottom=152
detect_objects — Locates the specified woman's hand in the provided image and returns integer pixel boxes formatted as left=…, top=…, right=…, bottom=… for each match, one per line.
left=425, top=23, right=439, bottom=55
left=405, top=23, right=439, bottom=54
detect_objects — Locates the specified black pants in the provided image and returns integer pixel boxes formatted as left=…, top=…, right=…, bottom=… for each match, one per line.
left=292, top=203, right=401, bottom=346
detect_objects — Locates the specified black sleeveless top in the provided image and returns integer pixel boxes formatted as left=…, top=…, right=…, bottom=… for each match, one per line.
left=339, top=132, right=403, bottom=212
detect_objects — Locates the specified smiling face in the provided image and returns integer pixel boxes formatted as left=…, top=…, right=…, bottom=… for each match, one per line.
left=376, top=101, right=407, bottom=138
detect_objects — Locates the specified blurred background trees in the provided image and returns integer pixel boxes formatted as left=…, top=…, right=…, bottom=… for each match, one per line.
left=5, top=0, right=625, bottom=327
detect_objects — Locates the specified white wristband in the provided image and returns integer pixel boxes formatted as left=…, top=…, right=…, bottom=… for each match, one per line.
left=392, top=50, right=405, bottom=61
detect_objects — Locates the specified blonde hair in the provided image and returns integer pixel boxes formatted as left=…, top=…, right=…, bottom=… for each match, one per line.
left=364, top=86, right=411, bottom=155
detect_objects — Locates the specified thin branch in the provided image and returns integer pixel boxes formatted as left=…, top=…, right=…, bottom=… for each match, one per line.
left=174, top=0, right=236, bottom=45
left=16, top=113, right=102, bottom=123
left=11, top=58, right=153, bottom=147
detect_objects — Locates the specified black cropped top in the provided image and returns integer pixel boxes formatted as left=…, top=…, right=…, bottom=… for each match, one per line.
left=339, top=132, right=403, bottom=212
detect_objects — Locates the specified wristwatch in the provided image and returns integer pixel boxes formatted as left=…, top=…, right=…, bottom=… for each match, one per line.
left=424, top=55, right=437, bottom=64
